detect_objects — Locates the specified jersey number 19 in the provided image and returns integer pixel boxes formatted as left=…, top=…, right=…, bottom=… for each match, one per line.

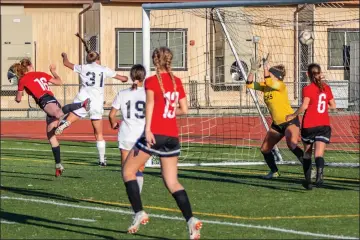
left=126, top=100, right=145, bottom=119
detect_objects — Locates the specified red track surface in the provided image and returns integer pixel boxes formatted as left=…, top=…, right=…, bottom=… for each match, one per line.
left=1, top=116, right=358, bottom=148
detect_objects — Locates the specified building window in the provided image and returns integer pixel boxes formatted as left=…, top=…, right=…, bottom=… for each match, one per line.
left=328, top=29, right=359, bottom=69
left=115, top=28, right=187, bottom=71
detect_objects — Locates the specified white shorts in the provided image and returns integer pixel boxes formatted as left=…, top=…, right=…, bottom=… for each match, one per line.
left=118, top=141, right=136, bottom=151
left=72, top=91, right=104, bottom=120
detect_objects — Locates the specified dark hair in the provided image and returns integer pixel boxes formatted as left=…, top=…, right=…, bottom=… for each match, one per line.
left=86, top=51, right=100, bottom=64
left=307, top=63, right=324, bottom=91
left=130, top=64, right=146, bottom=90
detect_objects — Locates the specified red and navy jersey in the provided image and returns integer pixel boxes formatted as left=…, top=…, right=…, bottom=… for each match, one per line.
left=18, top=72, right=53, bottom=100
left=302, top=82, right=334, bottom=128
left=145, top=73, right=186, bottom=137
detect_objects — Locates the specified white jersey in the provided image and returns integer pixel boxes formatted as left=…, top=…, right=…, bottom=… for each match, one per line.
left=112, top=87, right=146, bottom=144
left=74, top=62, right=117, bottom=97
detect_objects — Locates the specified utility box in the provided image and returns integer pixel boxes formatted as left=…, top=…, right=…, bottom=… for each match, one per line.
left=1, top=15, right=33, bottom=85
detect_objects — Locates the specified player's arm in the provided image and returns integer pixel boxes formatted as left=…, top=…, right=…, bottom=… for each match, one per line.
left=48, top=64, right=63, bottom=85
left=15, top=91, right=23, bottom=103
left=109, top=108, right=120, bottom=129
left=175, top=82, right=188, bottom=116
left=286, top=97, right=310, bottom=121
left=61, top=52, right=75, bottom=70
left=113, top=74, right=128, bottom=82
left=246, top=57, right=265, bottom=92
left=145, top=89, right=155, bottom=132
left=327, top=87, right=337, bottom=111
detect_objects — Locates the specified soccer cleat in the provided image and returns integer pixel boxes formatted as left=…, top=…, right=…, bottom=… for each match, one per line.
left=315, top=167, right=324, bottom=187
left=262, top=171, right=280, bottom=180
left=82, top=98, right=91, bottom=111
left=55, top=164, right=64, bottom=177
left=188, top=217, right=202, bottom=240
left=128, top=211, right=149, bottom=234
left=98, top=159, right=107, bottom=167
left=55, top=120, right=71, bottom=135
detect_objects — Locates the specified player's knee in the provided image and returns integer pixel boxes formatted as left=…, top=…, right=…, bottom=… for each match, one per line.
left=122, top=169, right=136, bottom=182
left=260, top=146, right=271, bottom=154
left=304, top=151, right=312, bottom=159
left=55, top=110, right=64, bottom=119
left=94, top=133, right=104, bottom=141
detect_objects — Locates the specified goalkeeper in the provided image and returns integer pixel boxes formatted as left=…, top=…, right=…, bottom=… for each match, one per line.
left=245, top=55, right=305, bottom=179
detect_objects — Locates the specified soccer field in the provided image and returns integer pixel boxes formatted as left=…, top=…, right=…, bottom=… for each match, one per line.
left=1, top=139, right=359, bottom=239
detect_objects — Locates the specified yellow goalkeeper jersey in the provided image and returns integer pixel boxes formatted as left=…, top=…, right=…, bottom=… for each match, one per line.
left=246, top=77, right=294, bottom=125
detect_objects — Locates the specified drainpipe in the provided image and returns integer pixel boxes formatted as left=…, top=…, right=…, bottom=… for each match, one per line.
left=78, top=3, right=93, bottom=66
left=294, top=4, right=306, bottom=102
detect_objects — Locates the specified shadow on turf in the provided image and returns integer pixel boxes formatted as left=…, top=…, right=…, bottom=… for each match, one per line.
left=0, top=170, right=81, bottom=179
left=1, top=211, right=168, bottom=239
left=143, top=169, right=305, bottom=193
left=144, top=168, right=358, bottom=192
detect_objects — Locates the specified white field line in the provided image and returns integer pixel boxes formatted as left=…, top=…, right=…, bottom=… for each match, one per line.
left=1, top=196, right=358, bottom=240
left=68, top=218, right=96, bottom=222
left=1, top=147, right=358, bottom=168
left=1, top=220, right=17, bottom=224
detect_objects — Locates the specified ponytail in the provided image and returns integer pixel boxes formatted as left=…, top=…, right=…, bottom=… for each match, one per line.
left=307, top=63, right=324, bottom=91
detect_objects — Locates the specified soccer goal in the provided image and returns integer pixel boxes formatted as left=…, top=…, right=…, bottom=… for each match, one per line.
left=141, top=0, right=359, bottom=167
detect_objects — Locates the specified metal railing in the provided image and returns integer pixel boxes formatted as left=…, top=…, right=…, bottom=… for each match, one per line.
left=1, top=80, right=358, bottom=119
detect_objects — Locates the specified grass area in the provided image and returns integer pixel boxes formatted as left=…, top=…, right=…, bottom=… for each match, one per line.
left=1, top=139, right=359, bottom=239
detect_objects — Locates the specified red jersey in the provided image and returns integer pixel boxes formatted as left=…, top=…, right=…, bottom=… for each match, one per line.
left=18, top=72, right=53, bottom=100
left=145, top=73, right=186, bottom=137
left=302, top=82, right=334, bottom=128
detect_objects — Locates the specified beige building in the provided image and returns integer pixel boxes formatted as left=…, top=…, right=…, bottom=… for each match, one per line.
left=1, top=0, right=359, bottom=116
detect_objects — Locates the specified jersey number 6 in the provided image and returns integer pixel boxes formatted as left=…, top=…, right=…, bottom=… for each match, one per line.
left=317, top=93, right=327, bottom=113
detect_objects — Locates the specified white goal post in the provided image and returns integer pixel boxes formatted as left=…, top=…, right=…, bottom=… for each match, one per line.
left=141, top=0, right=360, bottom=167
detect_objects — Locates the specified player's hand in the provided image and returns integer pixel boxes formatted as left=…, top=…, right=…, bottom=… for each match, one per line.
left=145, top=130, right=156, bottom=148
left=15, top=96, right=20, bottom=103
left=49, top=64, right=56, bottom=72
left=262, top=53, right=270, bottom=69
left=75, top=32, right=80, bottom=38
left=61, top=52, right=67, bottom=59
left=112, top=122, right=120, bottom=130
left=286, top=114, right=295, bottom=122
left=250, top=57, right=261, bottom=74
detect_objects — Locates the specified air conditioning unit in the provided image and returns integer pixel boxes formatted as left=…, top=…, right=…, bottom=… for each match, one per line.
left=224, top=8, right=253, bottom=84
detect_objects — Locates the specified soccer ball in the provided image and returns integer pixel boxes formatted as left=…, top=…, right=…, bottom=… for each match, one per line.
left=7, top=67, right=18, bottom=85
left=299, top=30, right=314, bottom=45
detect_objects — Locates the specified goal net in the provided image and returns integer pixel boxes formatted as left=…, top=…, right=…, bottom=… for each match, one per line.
left=142, top=1, right=359, bottom=167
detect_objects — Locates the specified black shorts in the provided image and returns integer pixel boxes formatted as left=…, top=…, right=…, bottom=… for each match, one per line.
left=301, top=126, right=332, bottom=144
left=271, top=117, right=300, bottom=136
left=136, top=134, right=181, bottom=158
left=37, top=94, right=61, bottom=110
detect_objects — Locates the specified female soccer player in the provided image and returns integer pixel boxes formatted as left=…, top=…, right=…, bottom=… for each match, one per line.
left=12, top=58, right=90, bottom=177
left=246, top=55, right=304, bottom=179
left=56, top=33, right=128, bottom=166
left=286, top=63, right=336, bottom=190
left=121, top=47, right=202, bottom=239
left=109, top=64, right=148, bottom=193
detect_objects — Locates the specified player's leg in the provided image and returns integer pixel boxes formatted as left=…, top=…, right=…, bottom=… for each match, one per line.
left=91, top=119, right=107, bottom=166
left=62, top=98, right=91, bottom=114
left=260, top=127, right=283, bottom=179
left=302, top=141, right=313, bottom=190
left=46, top=117, right=64, bottom=177
left=160, top=155, right=202, bottom=239
left=43, top=102, right=65, bottom=120
left=120, top=147, right=144, bottom=193
left=55, top=112, right=82, bottom=135
left=122, top=147, right=151, bottom=233
left=284, top=118, right=304, bottom=164
left=314, top=141, right=326, bottom=187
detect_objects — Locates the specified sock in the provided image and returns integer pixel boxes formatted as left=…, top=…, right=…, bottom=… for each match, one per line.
left=262, top=152, right=278, bottom=173
left=172, top=190, right=193, bottom=222
left=96, top=140, right=106, bottom=162
left=136, top=171, right=144, bottom=194
left=303, top=158, right=312, bottom=179
left=62, top=102, right=83, bottom=114
left=291, top=146, right=304, bottom=164
left=315, top=157, right=325, bottom=169
left=125, top=180, right=143, bottom=213
left=52, top=146, right=61, bottom=164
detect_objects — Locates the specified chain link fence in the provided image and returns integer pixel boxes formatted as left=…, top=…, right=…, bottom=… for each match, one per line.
left=1, top=80, right=358, bottom=119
